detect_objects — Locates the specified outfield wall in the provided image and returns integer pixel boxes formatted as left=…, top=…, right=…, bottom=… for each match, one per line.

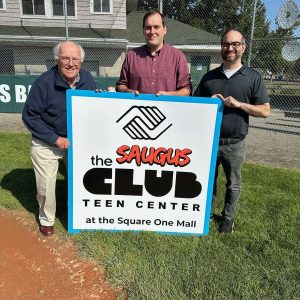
left=0, top=75, right=118, bottom=113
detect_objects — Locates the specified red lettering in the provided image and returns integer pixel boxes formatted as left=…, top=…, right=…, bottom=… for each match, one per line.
left=153, top=147, right=168, bottom=166
left=116, top=145, right=192, bottom=167
left=178, top=148, right=192, bottom=167
left=127, top=145, right=141, bottom=166
left=141, top=146, right=155, bottom=165
left=116, top=145, right=130, bottom=163
left=166, top=148, right=181, bottom=166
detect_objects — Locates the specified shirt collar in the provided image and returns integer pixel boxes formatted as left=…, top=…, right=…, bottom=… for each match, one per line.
left=145, top=43, right=166, bottom=57
left=220, top=63, right=247, bottom=76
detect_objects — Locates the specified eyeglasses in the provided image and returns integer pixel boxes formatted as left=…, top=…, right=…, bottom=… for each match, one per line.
left=221, top=42, right=245, bottom=49
left=60, top=56, right=81, bottom=64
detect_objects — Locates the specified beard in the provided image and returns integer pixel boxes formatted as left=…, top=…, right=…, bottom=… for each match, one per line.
left=221, top=51, right=234, bottom=61
left=221, top=50, right=242, bottom=62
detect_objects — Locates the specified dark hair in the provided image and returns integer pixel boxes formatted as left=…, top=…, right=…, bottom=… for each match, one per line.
left=142, top=10, right=165, bottom=28
left=221, top=28, right=246, bottom=44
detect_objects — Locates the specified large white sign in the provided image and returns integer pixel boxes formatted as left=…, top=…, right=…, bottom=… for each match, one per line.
left=67, top=91, right=223, bottom=236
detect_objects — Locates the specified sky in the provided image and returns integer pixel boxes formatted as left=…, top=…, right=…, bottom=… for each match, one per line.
left=263, top=0, right=300, bottom=37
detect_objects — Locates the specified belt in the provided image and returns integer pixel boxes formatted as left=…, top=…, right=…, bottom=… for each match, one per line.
left=219, top=138, right=244, bottom=145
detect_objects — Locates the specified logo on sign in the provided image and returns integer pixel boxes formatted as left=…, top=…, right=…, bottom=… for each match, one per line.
left=116, top=106, right=172, bottom=140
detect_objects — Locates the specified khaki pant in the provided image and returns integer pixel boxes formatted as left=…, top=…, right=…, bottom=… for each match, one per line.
left=31, top=137, right=67, bottom=226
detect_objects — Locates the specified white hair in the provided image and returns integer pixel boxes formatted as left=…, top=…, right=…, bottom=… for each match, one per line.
left=53, top=41, right=85, bottom=62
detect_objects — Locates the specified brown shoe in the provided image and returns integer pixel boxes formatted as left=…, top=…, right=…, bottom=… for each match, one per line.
left=39, top=225, right=54, bottom=236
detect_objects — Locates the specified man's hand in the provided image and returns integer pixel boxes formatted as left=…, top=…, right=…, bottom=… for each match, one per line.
left=131, top=89, right=140, bottom=95
left=212, top=94, right=225, bottom=101
left=156, top=91, right=170, bottom=96
left=212, top=94, right=270, bottom=117
left=55, top=137, right=70, bottom=150
left=115, top=85, right=139, bottom=94
left=212, top=94, right=241, bottom=108
left=223, top=96, right=241, bottom=108
left=157, top=88, right=190, bottom=96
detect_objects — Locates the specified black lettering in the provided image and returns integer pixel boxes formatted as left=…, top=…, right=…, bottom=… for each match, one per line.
left=114, top=168, right=143, bottom=196
left=175, top=172, right=202, bottom=198
left=144, top=170, right=173, bottom=197
left=82, top=199, right=90, bottom=206
left=136, top=201, right=143, bottom=208
left=83, top=168, right=112, bottom=194
left=94, top=199, right=101, bottom=206
left=193, top=204, right=201, bottom=211
left=90, top=156, right=112, bottom=166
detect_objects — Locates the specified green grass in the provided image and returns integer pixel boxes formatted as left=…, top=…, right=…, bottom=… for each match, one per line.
left=1, top=132, right=299, bottom=299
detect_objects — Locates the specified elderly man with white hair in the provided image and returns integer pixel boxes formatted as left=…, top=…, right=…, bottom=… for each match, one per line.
left=23, top=41, right=96, bottom=236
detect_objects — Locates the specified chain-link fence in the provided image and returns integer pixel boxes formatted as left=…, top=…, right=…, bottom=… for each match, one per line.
left=144, top=0, right=300, bottom=136
left=0, top=0, right=299, bottom=139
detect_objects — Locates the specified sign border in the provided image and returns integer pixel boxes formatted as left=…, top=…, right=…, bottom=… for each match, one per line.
left=67, top=90, right=223, bottom=236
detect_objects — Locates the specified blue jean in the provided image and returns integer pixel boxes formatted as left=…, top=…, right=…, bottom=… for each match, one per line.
left=212, top=140, right=245, bottom=219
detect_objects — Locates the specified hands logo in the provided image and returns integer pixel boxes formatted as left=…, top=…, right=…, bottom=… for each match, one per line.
left=116, top=106, right=172, bottom=140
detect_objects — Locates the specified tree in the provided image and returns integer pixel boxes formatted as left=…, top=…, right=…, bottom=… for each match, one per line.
left=136, top=0, right=299, bottom=76
left=137, top=0, right=269, bottom=38
left=137, top=0, right=158, bottom=11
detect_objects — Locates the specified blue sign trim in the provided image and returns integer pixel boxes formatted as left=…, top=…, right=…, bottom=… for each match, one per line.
left=67, top=90, right=223, bottom=236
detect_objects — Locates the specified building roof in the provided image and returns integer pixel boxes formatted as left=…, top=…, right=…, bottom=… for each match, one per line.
left=0, top=11, right=220, bottom=50
left=0, top=26, right=127, bottom=47
left=0, top=26, right=126, bottom=39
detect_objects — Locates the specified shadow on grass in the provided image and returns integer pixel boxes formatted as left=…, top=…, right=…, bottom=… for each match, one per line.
left=0, top=161, right=68, bottom=230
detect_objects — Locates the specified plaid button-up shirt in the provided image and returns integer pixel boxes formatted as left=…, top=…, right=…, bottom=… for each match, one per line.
left=117, top=44, right=191, bottom=94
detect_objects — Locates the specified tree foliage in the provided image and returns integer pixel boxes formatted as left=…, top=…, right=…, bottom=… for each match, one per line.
left=138, top=0, right=269, bottom=38
left=137, top=0, right=299, bottom=75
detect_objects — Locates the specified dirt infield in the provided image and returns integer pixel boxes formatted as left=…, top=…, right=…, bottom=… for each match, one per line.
left=246, top=109, right=300, bottom=170
left=246, top=128, right=300, bottom=170
left=0, top=210, right=118, bottom=299
left=0, top=113, right=27, bottom=133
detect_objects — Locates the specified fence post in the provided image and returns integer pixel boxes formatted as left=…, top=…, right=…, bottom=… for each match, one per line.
left=247, top=0, right=258, bottom=67
left=63, top=0, right=69, bottom=40
left=158, top=0, right=163, bottom=14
